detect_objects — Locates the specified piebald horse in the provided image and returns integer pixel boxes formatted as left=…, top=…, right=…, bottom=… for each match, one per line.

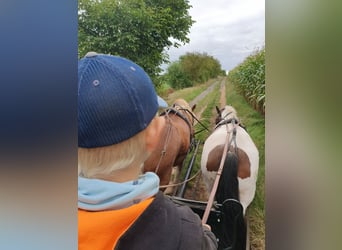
left=201, top=105, right=259, bottom=215
left=143, top=99, right=196, bottom=193
left=200, top=106, right=259, bottom=249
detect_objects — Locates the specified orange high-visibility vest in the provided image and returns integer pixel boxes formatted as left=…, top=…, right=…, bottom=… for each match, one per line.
left=78, top=197, right=153, bottom=250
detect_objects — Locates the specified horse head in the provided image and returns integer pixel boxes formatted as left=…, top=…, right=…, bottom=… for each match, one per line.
left=221, top=105, right=237, bottom=120
left=172, top=98, right=196, bottom=135
left=215, top=105, right=238, bottom=126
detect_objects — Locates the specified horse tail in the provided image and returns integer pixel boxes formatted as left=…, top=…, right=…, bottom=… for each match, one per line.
left=216, top=150, right=239, bottom=204
left=215, top=151, right=245, bottom=250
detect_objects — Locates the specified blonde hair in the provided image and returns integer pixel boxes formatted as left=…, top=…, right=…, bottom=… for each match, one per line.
left=78, top=127, right=149, bottom=178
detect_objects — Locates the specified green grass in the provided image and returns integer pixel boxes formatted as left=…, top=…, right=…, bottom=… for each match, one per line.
left=164, top=80, right=213, bottom=105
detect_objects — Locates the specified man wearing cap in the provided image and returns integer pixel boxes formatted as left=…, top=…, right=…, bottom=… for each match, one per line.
left=78, top=52, right=218, bottom=250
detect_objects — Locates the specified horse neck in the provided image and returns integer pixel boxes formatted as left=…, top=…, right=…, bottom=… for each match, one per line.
left=169, top=107, right=193, bottom=126
left=163, top=108, right=194, bottom=141
left=179, top=108, right=195, bottom=136
left=180, top=108, right=194, bottom=126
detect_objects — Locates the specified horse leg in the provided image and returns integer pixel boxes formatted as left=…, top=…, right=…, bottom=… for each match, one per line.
left=164, top=166, right=179, bottom=195
left=160, top=165, right=173, bottom=194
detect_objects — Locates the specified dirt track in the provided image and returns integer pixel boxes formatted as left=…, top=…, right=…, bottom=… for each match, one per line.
left=181, top=77, right=227, bottom=201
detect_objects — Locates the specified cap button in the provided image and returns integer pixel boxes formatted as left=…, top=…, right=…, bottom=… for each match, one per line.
left=85, top=52, right=98, bottom=58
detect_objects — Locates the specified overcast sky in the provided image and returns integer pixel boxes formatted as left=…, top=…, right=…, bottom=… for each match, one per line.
left=165, top=0, right=265, bottom=72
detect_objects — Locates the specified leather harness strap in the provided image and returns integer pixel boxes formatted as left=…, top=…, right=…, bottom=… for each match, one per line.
left=215, top=117, right=246, bottom=131
left=160, top=107, right=194, bottom=141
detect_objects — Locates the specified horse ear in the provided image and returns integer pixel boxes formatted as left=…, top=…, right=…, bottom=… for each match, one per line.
left=216, top=106, right=221, bottom=115
left=191, top=104, right=196, bottom=112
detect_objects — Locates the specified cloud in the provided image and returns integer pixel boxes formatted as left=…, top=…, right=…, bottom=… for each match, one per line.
left=165, top=0, right=265, bottom=71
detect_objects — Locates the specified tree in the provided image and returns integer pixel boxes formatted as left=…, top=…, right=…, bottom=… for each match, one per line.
left=78, top=0, right=194, bottom=78
left=179, top=52, right=224, bottom=84
left=164, top=61, right=192, bottom=89
left=163, top=52, right=224, bottom=89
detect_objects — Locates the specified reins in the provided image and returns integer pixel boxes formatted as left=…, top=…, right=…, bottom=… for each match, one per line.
left=181, top=108, right=210, bottom=134
left=154, top=105, right=195, bottom=174
left=162, top=105, right=210, bottom=136
left=159, top=168, right=202, bottom=189
left=215, top=111, right=247, bottom=131
left=154, top=115, right=173, bottom=174
left=167, top=107, right=211, bottom=138
left=160, top=107, right=193, bottom=138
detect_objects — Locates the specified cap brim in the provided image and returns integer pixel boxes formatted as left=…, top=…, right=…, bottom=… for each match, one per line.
left=157, top=96, right=168, bottom=108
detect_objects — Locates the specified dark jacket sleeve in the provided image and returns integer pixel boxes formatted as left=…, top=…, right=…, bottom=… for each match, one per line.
left=115, top=192, right=218, bottom=250
left=174, top=203, right=218, bottom=250
left=201, top=224, right=218, bottom=250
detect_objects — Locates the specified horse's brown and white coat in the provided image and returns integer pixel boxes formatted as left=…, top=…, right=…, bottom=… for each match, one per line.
left=201, top=106, right=259, bottom=214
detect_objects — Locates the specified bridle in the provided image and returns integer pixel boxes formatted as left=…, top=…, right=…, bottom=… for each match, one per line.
left=154, top=103, right=195, bottom=175
left=160, top=103, right=195, bottom=141
left=215, top=111, right=246, bottom=131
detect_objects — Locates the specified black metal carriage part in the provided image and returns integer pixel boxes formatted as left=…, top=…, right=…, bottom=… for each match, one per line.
left=169, top=196, right=246, bottom=250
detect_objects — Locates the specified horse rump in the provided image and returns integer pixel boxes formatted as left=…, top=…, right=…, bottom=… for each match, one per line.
left=216, top=151, right=239, bottom=204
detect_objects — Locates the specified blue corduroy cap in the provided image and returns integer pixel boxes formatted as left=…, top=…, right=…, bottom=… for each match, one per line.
left=78, top=52, right=168, bottom=148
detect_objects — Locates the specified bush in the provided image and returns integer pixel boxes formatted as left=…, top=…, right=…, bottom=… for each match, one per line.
left=164, top=61, right=192, bottom=89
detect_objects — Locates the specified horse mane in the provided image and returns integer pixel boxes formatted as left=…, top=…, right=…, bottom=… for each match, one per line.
left=221, top=105, right=237, bottom=120
left=173, top=98, right=191, bottom=110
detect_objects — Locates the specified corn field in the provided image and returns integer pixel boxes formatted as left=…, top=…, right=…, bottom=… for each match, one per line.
left=228, top=48, right=265, bottom=115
